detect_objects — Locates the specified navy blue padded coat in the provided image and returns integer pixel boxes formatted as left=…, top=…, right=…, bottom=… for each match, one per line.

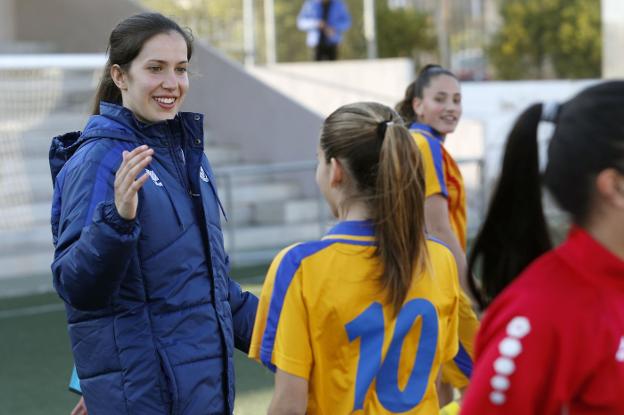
left=49, top=102, right=258, bottom=414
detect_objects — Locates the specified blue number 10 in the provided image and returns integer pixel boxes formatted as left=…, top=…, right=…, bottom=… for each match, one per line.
left=345, top=299, right=439, bottom=412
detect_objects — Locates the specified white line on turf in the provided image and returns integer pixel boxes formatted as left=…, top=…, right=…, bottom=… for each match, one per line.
left=0, top=303, right=65, bottom=320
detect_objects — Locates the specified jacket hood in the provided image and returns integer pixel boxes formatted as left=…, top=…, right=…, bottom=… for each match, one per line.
left=48, top=115, right=133, bottom=186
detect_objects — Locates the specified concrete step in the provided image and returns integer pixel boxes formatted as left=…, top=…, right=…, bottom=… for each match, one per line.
left=7, top=114, right=241, bottom=167
left=6, top=142, right=240, bottom=183
left=0, top=219, right=330, bottom=259
left=0, top=41, right=57, bottom=54
left=9, top=171, right=301, bottom=205
left=0, top=195, right=325, bottom=233
left=223, top=221, right=325, bottom=252
left=247, top=197, right=327, bottom=225
left=0, top=202, right=51, bottom=228
left=0, top=220, right=331, bottom=280
left=0, top=252, right=53, bottom=282
left=0, top=226, right=52, bottom=256
left=204, top=145, right=241, bottom=166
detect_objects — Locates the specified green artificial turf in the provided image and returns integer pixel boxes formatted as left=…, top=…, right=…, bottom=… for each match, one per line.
left=0, top=267, right=273, bottom=415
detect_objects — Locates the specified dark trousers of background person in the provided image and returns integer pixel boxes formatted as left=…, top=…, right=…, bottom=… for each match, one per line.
left=315, top=43, right=338, bottom=61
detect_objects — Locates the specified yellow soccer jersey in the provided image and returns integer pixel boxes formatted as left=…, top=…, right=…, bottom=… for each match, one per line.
left=249, top=220, right=461, bottom=414
left=410, top=123, right=478, bottom=389
left=410, top=123, right=467, bottom=250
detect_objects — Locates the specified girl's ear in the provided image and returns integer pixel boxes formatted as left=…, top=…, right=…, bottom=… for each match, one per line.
left=329, top=157, right=344, bottom=188
left=596, top=168, right=624, bottom=209
left=412, top=97, right=423, bottom=120
left=110, top=64, right=128, bottom=91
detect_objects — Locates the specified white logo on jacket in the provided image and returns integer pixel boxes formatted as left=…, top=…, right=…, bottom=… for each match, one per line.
left=488, top=316, right=532, bottom=406
left=199, top=166, right=210, bottom=183
left=145, top=169, right=163, bottom=187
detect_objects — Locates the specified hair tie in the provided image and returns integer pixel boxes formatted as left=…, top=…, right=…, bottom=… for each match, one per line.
left=377, top=120, right=395, bottom=140
left=538, top=102, right=559, bottom=173
left=540, top=101, right=560, bottom=123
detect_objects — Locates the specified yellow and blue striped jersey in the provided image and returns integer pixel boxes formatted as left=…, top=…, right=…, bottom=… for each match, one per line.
left=249, top=220, right=461, bottom=414
left=410, top=123, right=467, bottom=250
left=410, top=123, right=478, bottom=389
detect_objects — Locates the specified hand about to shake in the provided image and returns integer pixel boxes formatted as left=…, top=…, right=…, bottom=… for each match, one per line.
left=114, top=145, right=154, bottom=220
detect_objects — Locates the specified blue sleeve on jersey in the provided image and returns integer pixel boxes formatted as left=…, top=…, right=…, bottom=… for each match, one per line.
left=424, top=134, right=448, bottom=197
left=260, top=241, right=333, bottom=371
left=453, top=342, right=473, bottom=379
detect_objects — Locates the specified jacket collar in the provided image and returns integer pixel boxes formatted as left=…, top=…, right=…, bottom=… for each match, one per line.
left=557, top=226, right=624, bottom=291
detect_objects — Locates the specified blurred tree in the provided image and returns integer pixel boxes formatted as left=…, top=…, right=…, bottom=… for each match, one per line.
left=141, top=0, right=245, bottom=60
left=488, top=0, right=601, bottom=79
left=375, top=1, right=436, bottom=59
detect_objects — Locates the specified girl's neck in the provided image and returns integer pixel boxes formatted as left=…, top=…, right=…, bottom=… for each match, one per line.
left=585, top=212, right=624, bottom=261
left=337, top=202, right=370, bottom=222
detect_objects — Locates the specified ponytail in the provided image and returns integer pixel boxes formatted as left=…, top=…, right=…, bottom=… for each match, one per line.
left=320, top=102, right=428, bottom=316
left=375, top=123, right=428, bottom=314
left=467, top=103, right=552, bottom=309
left=395, top=82, right=418, bottom=125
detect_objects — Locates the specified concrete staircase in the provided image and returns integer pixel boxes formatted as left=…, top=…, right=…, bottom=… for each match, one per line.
left=0, top=60, right=329, bottom=296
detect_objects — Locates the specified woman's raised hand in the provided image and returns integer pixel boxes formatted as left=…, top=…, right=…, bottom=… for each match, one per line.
left=114, top=145, right=154, bottom=220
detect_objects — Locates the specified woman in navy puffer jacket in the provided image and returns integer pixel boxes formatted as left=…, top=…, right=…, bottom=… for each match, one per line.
left=49, top=13, right=257, bottom=414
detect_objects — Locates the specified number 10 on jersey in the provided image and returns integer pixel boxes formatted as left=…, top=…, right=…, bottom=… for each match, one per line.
left=345, top=299, right=439, bottom=413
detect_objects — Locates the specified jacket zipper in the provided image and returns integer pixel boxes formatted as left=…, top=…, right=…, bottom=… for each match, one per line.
left=167, top=123, right=194, bottom=198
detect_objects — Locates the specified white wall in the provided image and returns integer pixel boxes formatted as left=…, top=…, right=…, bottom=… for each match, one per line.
left=249, top=58, right=414, bottom=116
left=247, top=61, right=597, bottom=185
left=602, top=0, right=624, bottom=78
left=459, top=79, right=598, bottom=182
left=0, top=0, right=15, bottom=42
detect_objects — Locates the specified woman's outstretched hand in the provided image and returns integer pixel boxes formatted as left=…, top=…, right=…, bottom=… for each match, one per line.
left=114, top=145, right=154, bottom=220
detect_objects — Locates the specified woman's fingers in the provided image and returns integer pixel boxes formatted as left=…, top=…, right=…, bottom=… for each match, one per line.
left=122, top=171, right=150, bottom=201
left=120, top=153, right=152, bottom=191
left=115, top=146, right=153, bottom=188
left=114, top=146, right=154, bottom=220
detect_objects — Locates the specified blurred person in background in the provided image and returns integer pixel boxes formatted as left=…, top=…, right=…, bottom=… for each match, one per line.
left=462, top=81, right=624, bottom=414
left=297, top=0, right=351, bottom=61
left=396, top=64, right=480, bottom=406
left=50, top=12, right=257, bottom=415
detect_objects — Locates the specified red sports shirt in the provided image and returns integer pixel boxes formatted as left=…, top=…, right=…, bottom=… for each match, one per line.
left=461, top=228, right=624, bottom=415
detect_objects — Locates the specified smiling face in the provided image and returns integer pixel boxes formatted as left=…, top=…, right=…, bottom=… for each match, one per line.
left=112, top=31, right=189, bottom=123
left=412, top=74, right=462, bottom=136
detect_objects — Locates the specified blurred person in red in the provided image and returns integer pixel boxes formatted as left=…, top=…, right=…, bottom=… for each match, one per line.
left=462, top=81, right=624, bottom=414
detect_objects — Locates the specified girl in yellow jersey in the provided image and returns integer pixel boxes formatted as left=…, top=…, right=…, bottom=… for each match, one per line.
left=250, top=102, right=461, bottom=414
left=396, top=65, right=480, bottom=402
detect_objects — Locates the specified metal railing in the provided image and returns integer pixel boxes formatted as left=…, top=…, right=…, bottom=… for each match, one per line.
left=214, top=159, right=329, bottom=265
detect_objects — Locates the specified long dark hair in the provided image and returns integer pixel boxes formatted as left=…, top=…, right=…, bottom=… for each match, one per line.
left=320, top=102, right=428, bottom=315
left=395, top=64, right=458, bottom=125
left=91, top=12, right=193, bottom=115
left=468, top=81, right=624, bottom=310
